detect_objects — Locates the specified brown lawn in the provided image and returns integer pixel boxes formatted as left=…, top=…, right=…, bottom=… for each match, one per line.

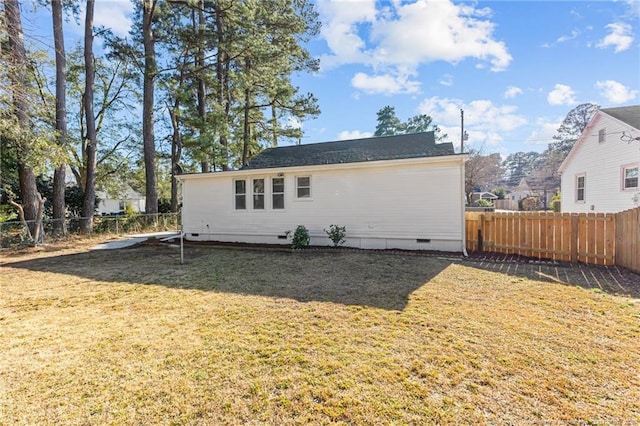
left=1, top=241, right=639, bottom=424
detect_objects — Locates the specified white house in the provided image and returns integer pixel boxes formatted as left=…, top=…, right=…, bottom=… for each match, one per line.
left=178, top=132, right=468, bottom=252
left=96, top=185, right=146, bottom=215
left=559, top=105, right=640, bottom=213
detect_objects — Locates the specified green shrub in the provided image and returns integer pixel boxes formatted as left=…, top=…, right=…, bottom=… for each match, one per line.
left=476, top=199, right=493, bottom=207
left=550, top=192, right=561, bottom=212
left=324, top=224, right=346, bottom=247
left=291, top=225, right=310, bottom=249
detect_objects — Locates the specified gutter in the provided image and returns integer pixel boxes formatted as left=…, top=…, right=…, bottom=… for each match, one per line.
left=460, top=155, right=469, bottom=257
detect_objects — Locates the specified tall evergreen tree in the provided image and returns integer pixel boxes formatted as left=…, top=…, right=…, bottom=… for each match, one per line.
left=51, top=0, right=67, bottom=233
left=80, top=0, right=97, bottom=233
left=2, top=0, right=45, bottom=242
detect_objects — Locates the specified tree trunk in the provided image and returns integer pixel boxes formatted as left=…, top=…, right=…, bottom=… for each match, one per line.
left=143, top=0, right=158, bottom=214
left=4, top=0, right=42, bottom=241
left=215, top=6, right=229, bottom=171
left=169, top=101, right=182, bottom=213
left=195, top=0, right=209, bottom=172
left=52, top=0, right=67, bottom=234
left=242, top=57, right=251, bottom=166
left=81, top=0, right=98, bottom=234
left=242, top=88, right=251, bottom=166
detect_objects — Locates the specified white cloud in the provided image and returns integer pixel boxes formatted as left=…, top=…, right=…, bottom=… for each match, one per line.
left=597, top=23, right=634, bottom=53
left=557, top=29, right=579, bottom=43
left=318, top=0, right=377, bottom=69
left=370, top=1, right=512, bottom=71
left=417, top=96, right=527, bottom=150
left=439, top=74, right=454, bottom=87
left=68, top=0, right=134, bottom=38
left=351, top=71, right=421, bottom=95
left=596, top=80, right=638, bottom=104
left=524, top=118, right=560, bottom=146
left=337, top=130, right=374, bottom=140
left=547, top=84, right=578, bottom=106
left=504, top=86, right=523, bottom=99
left=318, top=0, right=512, bottom=92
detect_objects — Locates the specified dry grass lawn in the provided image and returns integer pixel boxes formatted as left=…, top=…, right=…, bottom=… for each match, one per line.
left=1, top=241, right=639, bottom=425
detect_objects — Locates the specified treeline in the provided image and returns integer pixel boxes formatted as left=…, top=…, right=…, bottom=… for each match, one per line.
left=0, top=0, right=320, bottom=241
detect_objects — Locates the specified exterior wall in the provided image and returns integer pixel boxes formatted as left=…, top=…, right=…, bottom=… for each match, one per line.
left=560, top=113, right=640, bottom=213
left=97, top=196, right=146, bottom=215
left=180, top=157, right=465, bottom=252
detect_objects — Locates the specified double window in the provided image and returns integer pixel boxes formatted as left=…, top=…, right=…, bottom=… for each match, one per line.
left=575, top=174, right=585, bottom=202
left=622, top=165, right=639, bottom=190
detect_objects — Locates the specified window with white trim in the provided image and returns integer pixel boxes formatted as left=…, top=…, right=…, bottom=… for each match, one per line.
left=598, top=128, right=606, bottom=143
left=253, top=178, right=265, bottom=209
left=272, top=177, right=284, bottom=209
left=296, top=176, right=311, bottom=199
left=622, top=165, right=639, bottom=190
left=234, top=179, right=246, bottom=210
left=576, top=174, right=585, bottom=202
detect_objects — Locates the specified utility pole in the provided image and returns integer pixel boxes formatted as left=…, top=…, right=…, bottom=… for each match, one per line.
left=460, top=109, right=467, bottom=153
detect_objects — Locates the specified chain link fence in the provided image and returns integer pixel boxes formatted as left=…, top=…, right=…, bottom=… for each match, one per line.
left=0, top=213, right=180, bottom=249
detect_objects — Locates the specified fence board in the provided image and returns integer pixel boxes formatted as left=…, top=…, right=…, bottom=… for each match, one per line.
left=615, top=207, right=640, bottom=274
left=465, top=210, right=625, bottom=266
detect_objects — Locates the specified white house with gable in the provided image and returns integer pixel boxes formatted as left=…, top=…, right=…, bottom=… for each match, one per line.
left=559, top=105, right=640, bottom=213
left=177, top=132, right=468, bottom=252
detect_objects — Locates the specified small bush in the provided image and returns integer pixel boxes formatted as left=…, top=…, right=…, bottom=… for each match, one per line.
left=550, top=192, right=561, bottom=212
left=291, top=225, right=310, bottom=249
left=324, top=224, right=346, bottom=247
left=476, top=199, right=493, bottom=207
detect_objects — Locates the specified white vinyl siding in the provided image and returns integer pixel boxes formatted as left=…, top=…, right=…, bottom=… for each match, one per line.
left=179, top=156, right=466, bottom=252
left=560, top=111, right=640, bottom=213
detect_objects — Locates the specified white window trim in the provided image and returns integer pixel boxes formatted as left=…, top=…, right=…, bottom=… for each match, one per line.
left=575, top=173, right=586, bottom=203
left=294, top=175, right=312, bottom=200
left=234, top=179, right=247, bottom=211
left=598, top=128, right=606, bottom=144
left=621, top=163, right=639, bottom=191
left=252, top=178, right=266, bottom=210
left=271, top=177, right=285, bottom=210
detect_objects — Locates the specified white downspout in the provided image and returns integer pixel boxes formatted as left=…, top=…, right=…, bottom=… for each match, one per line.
left=460, top=155, right=469, bottom=257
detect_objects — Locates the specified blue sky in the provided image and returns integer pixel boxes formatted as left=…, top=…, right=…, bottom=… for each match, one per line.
left=22, top=0, right=640, bottom=157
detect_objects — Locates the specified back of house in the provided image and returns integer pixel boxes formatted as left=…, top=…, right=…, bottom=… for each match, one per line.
left=178, top=132, right=468, bottom=252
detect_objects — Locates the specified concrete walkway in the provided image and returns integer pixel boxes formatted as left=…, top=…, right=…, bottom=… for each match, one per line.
left=91, top=231, right=180, bottom=250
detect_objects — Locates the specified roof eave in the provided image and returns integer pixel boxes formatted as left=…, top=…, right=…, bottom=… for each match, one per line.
left=177, top=153, right=468, bottom=181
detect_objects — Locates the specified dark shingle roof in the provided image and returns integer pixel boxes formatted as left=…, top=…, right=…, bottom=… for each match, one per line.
left=601, top=105, right=640, bottom=130
left=241, top=132, right=455, bottom=170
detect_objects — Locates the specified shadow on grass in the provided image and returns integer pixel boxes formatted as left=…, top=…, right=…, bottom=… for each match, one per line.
left=461, top=257, right=640, bottom=299
left=2, top=244, right=456, bottom=311
left=5, top=244, right=639, bottom=310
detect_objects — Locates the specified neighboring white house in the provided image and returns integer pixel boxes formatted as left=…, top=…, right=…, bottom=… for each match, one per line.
left=178, top=132, right=468, bottom=252
left=96, top=185, right=146, bottom=215
left=559, top=105, right=640, bottom=213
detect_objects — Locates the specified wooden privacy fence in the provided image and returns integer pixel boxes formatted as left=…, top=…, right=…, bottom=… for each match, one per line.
left=615, top=207, right=640, bottom=273
left=466, top=208, right=640, bottom=272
